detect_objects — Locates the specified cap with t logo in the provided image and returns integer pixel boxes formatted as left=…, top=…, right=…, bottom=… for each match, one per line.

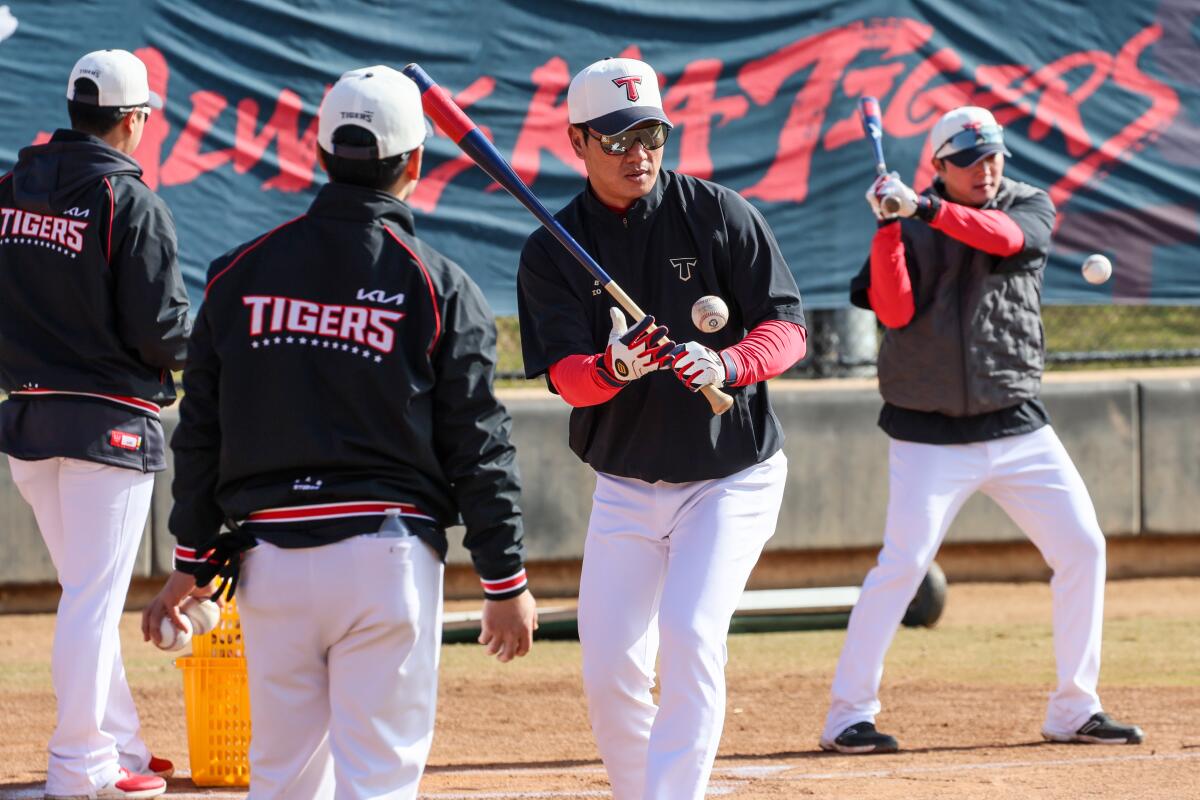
left=567, top=57, right=672, bottom=136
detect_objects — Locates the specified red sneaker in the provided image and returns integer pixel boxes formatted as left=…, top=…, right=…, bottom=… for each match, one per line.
left=146, top=755, right=175, bottom=778
left=96, top=768, right=166, bottom=799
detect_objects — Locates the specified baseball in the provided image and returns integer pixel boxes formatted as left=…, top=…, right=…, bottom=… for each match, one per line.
left=181, top=596, right=221, bottom=636
left=1082, top=254, right=1112, bottom=285
left=691, top=295, right=729, bottom=333
left=156, top=613, right=193, bottom=652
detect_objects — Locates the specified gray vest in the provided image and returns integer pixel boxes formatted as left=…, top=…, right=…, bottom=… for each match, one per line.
left=877, top=178, right=1056, bottom=417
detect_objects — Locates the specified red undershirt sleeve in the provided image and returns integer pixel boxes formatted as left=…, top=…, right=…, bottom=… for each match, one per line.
left=719, top=320, right=807, bottom=387
left=929, top=200, right=1025, bottom=257
left=548, top=353, right=623, bottom=407
left=866, top=222, right=915, bottom=329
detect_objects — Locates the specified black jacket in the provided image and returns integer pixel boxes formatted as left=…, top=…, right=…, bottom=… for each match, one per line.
left=0, top=129, right=191, bottom=471
left=169, top=183, right=526, bottom=598
left=518, top=170, right=805, bottom=483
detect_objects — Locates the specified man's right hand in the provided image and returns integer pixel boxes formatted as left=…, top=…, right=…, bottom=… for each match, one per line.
left=479, top=590, right=538, bottom=663
left=599, top=307, right=675, bottom=384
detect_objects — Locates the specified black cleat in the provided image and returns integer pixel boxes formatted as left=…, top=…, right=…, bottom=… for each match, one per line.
left=1042, top=712, right=1145, bottom=745
left=819, top=722, right=899, bottom=754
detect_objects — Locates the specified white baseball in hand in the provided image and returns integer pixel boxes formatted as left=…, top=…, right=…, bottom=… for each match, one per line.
left=1082, top=254, right=1112, bottom=285
left=691, top=295, right=729, bottom=333
left=156, top=613, right=193, bottom=652
left=181, top=596, right=221, bottom=636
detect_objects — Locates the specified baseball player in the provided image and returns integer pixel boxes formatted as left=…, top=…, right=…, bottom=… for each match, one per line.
left=141, top=66, right=537, bottom=799
left=819, top=106, right=1144, bottom=754
left=0, top=49, right=190, bottom=800
left=517, top=57, right=807, bottom=800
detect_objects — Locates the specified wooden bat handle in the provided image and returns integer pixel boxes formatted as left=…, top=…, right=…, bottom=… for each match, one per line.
left=604, top=284, right=735, bottom=416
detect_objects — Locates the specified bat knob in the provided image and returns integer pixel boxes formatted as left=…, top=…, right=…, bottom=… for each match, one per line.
left=880, top=193, right=904, bottom=215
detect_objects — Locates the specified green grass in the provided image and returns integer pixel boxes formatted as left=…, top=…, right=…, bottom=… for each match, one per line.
left=493, top=307, right=1200, bottom=379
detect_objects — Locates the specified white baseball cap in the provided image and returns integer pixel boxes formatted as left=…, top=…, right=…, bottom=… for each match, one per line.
left=567, top=57, right=672, bottom=136
left=930, top=106, right=1012, bottom=167
left=317, top=65, right=427, bottom=160
left=66, top=49, right=162, bottom=110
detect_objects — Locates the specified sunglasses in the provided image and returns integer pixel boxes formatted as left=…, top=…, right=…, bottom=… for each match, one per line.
left=585, top=122, right=670, bottom=155
left=934, top=124, right=1004, bottom=159
left=119, top=105, right=152, bottom=117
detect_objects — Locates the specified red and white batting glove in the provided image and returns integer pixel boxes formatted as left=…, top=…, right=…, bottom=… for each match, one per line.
left=866, top=171, right=920, bottom=221
left=668, top=341, right=727, bottom=391
left=598, top=307, right=675, bottom=385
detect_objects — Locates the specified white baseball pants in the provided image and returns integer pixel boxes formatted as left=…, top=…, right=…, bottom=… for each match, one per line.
left=823, top=425, right=1106, bottom=741
left=579, top=451, right=786, bottom=800
left=8, top=456, right=155, bottom=797
left=236, top=532, right=443, bottom=800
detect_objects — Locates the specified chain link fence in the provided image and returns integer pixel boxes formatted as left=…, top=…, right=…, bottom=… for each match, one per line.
left=495, top=305, right=1200, bottom=383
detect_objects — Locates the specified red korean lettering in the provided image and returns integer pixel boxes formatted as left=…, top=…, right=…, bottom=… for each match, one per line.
left=661, top=59, right=748, bottom=180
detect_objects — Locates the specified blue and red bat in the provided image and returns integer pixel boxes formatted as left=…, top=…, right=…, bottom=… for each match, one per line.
left=858, top=96, right=903, bottom=216
left=402, top=62, right=732, bottom=416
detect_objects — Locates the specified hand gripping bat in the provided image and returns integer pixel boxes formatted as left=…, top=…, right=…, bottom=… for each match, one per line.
left=402, top=62, right=733, bottom=416
left=858, top=96, right=903, bottom=216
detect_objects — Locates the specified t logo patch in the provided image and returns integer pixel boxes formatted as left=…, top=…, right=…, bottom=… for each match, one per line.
left=612, top=76, right=642, bottom=102
left=670, top=257, right=696, bottom=282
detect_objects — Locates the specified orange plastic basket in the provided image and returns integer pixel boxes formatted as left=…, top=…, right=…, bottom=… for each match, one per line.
left=176, top=598, right=251, bottom=787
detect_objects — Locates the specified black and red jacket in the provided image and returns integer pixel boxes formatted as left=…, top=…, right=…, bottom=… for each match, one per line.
left=169, top=182, right=527, bottom=599
left=0, top=129, right=191, bottom=472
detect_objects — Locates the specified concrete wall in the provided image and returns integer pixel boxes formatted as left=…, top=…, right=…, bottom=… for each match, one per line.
left=1, top=369, right=1195, bottom=586
left=1140, top=376, right=1200, bottom=534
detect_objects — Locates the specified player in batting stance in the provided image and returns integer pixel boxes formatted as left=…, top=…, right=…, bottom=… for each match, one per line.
left=0, top=50, right=190, bottom=800
left=819, top=106, right=1144, bottom=754
left=142, top=66, right=537, bottom=799
left=517, top=57, right=807, bottom=799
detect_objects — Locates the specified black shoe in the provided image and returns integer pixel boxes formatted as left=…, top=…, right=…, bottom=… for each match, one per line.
left=819, top=722, right=899, bottom=754
left=1042, top=712, right=1145, bottom=745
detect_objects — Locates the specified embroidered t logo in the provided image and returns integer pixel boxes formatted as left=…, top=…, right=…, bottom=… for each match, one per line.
left=612, top=76, right=642, bottom=102
left=670, top=258, right=696, bottom=282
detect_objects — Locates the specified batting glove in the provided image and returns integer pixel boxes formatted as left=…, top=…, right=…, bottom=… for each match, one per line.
left=867, top=172, right=940, bottom=222
left=668, top=340, right=727, bottom=391
left=599, top=307, right=675, bottom=385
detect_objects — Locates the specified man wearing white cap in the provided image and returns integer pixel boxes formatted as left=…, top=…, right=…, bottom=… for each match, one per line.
left=0, top=49, right=189, bottom=799
left=143, top=65, right=536, bottom=799
left=517, top=57, right=807, bottom=799
left=818, top=106, right=1144, bottom=754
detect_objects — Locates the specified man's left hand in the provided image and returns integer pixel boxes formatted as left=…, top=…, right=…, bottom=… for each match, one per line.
left=669, top=341, right=726, bottom=391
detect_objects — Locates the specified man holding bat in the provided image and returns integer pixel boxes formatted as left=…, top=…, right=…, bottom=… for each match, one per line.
left=145, top=66, right=536, bottom=799
left=517, top=57, right=806, bottom=799
left=818, top=105, right=1144, bottom=754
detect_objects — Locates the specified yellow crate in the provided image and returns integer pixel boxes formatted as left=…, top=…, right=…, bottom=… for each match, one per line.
left=176, top=598, right=251, bottom=787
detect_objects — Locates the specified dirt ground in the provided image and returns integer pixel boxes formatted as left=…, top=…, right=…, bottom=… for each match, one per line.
left=2, top=577, right=1198, bottom=799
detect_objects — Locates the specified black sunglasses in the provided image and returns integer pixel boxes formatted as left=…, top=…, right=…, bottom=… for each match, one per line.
left=584, top=122, right=670, bottom=155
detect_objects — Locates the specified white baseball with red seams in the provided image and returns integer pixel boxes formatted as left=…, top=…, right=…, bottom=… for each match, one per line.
left=1081, top=254, right=1112, bottom=284
left=691, top=295, right=729, bottom=333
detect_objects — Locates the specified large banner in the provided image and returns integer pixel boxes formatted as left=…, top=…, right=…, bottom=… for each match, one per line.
left=1, top=1, right=1197, bottom=312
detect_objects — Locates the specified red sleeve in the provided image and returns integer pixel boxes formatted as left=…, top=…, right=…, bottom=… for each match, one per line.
left=548, top=353, right=622, bottom=407
left=866, top=222, right=915, bottom=329
left=929, top=201, right=1024, bottom=257
left=719, top=320, right=807, bottom=387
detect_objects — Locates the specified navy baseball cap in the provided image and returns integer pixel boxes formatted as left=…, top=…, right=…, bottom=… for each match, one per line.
left=567, top=57, right=672, bottom=136
left=931, top=106, right=1012, bottom=167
